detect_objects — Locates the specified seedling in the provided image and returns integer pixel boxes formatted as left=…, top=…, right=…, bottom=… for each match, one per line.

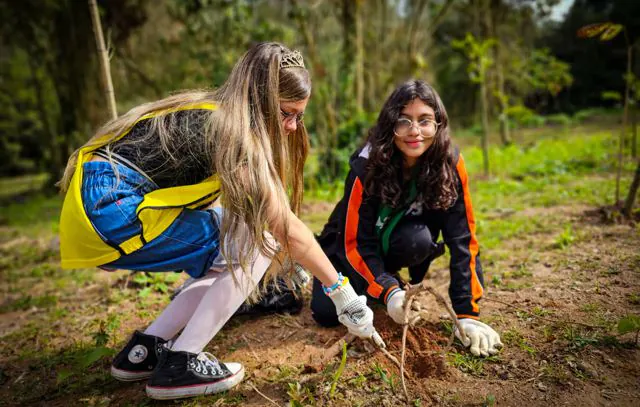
left=555, top=225, right=576, bottom=249
left=329, top=342, right=347, bottom=398
left=448, top=351, right=485, bottom=375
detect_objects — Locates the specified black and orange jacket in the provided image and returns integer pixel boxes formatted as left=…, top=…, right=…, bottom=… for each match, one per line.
left=317, top=145, right=484, bottom=319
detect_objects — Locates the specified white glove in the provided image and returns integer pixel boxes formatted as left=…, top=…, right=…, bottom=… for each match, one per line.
left=455, top=318, right=503, bottom=357
left=386, top=289, right=406, bottom=325
left=327, top=281, right=386, bottom=348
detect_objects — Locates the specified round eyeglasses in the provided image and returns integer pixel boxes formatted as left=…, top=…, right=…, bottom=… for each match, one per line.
left=280, top=109, right=305, bottom=124
left=394, top=118, right=439, bottom=137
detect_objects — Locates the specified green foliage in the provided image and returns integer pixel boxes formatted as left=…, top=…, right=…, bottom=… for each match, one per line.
left=132, top=271, right=181, bottom=297
left=505, top=105, right=544, bottom=128
left=451, top=33, right=496, bottom=84
left=447, top=352, right=489, bottom=375
left=522, top=48, right=573, bottom=97
left=287, top=381, right=316, bottom=407
left=617, top=315, right=640, bottom=335
left=626, top=293, right=640, bottom=305
left=572, top=107, right=620, bottom=124
left=315, top=111, right=376, bottom=183
left=562, top=325, right=600, bottom=350
left=601, top=91, right=622, bottom=102
left=371, top=362, right=397, bottom=391
left=0, top=294, right=57, bottom=312
left=0, top=48, right=47, bottom=176
left=555, top=225, right=576, bottom=249
left=463, top=133, right=616, bottom=179
left=546, top=113, right=573, bottom=127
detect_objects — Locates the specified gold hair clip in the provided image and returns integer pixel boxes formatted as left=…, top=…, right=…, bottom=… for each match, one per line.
left=280, top=50, right=305, bottom=69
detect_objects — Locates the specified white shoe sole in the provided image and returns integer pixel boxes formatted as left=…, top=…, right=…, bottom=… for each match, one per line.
left=111, top=365, right=153, bottom=381
left=145, top=364, right=245, bottom=400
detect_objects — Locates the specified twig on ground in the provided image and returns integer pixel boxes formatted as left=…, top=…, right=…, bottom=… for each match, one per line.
left=249, top=382, right=280, bottom=407
left=378, top=347, right=403, bottom=373
left=322, top=333, right=356, bottom=363
left=122, top=270, right=134, bottom=290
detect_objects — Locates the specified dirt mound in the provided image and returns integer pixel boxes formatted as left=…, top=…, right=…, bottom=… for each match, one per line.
left=373, top=309, right=449, bottom=379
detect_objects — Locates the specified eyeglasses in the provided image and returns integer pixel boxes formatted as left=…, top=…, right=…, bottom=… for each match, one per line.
left=280, top=109, right=304, bottom=124
left=394, top=117, right=439, bottom=136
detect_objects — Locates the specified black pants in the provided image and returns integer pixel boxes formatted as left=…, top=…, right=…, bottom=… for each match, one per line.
left=310, top=217, right=444, bottom=327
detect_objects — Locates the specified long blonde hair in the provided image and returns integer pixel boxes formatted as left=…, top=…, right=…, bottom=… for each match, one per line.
left=60, top=42, right=311, bottom=285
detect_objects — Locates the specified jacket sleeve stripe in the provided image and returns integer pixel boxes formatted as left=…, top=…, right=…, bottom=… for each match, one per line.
left=383, top=285, right=400, bottom=303
left=455, top=154, right=483, bottom=314
left=344, top=176, right=384, bottom=298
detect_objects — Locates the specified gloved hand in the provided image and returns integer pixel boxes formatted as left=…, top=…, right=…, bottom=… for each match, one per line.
left=386, top=289, right=407, bottom=324
left=455, top=318, right=503, bottom=357
left=327, top=280, right=386, bottom=348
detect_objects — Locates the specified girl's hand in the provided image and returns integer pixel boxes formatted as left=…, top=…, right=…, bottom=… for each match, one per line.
left=386, top=289, right=407, bottom=324
left=455, top=318, right=503, bottom=357
left=326, top=280, right=386, bottom=348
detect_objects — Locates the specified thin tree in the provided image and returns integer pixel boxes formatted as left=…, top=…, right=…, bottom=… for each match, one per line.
left=578, top=22, right=630, bottom=205
left=452, top=33, right=496, bottom=176
left=88, top=0, right=117, bottom=120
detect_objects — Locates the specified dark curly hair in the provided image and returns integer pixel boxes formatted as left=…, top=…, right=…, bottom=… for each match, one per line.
left=363, top=80, right=458, bottom=210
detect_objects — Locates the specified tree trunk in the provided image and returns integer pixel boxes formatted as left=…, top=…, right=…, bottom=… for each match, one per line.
left=290, top=0, right=338, bottom=177
left=623, top=159, right=640, bottom=217
left=341, top=0, right=355, bottom=91
left=480, top=78, right=491, bottom=176
left=476, top=0, right=490, bottom=175
left=88, top=0, right=117, bottom=120
left=354, top=0, right=364, bottom=112
left=489, top=0, right=511, bottom=146
left=406, top=0, right=429, bottom=81
left=632, top=106, right=637, bottom=159
left=43, top=0, right=95, bottom=187
left=615, top=45, right=632, bottom=204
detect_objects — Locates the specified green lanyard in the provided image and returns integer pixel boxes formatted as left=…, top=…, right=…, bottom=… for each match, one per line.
left=376, top=178, right=418, bottom=255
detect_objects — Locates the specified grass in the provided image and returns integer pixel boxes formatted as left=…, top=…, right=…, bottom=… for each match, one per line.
left=447, top=351, right=501, bottom=376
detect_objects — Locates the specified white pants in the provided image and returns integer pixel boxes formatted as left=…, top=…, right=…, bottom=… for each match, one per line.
left=144, top=212, right=273, bottom=353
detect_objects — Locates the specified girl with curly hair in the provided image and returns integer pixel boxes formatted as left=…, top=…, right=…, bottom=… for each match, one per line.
left=311, top=80, right=502, bottom=357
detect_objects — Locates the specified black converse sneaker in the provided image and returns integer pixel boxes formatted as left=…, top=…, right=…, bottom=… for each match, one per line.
left=145, top=349, right=244, bottom=400
left=111, top=331, right=170, bottom=381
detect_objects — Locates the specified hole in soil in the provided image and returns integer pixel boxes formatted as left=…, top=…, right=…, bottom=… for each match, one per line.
left=373, top=309, right=449, bottom=379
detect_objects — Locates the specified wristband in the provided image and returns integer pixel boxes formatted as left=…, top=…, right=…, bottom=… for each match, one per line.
left=322, top=273, right=348, bottom=295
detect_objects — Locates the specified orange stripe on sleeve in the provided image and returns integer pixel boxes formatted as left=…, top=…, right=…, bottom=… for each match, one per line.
left=344, top=177, right=384, bottom=298
left=456, top=154, right=483, bottom=314
left=384, top=285, right=400, bottom=303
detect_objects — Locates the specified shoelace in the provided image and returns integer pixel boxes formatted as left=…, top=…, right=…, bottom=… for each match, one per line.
left=190, top=352, right=225, bottom=376
left=157, top=339, right=173, bottom=355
